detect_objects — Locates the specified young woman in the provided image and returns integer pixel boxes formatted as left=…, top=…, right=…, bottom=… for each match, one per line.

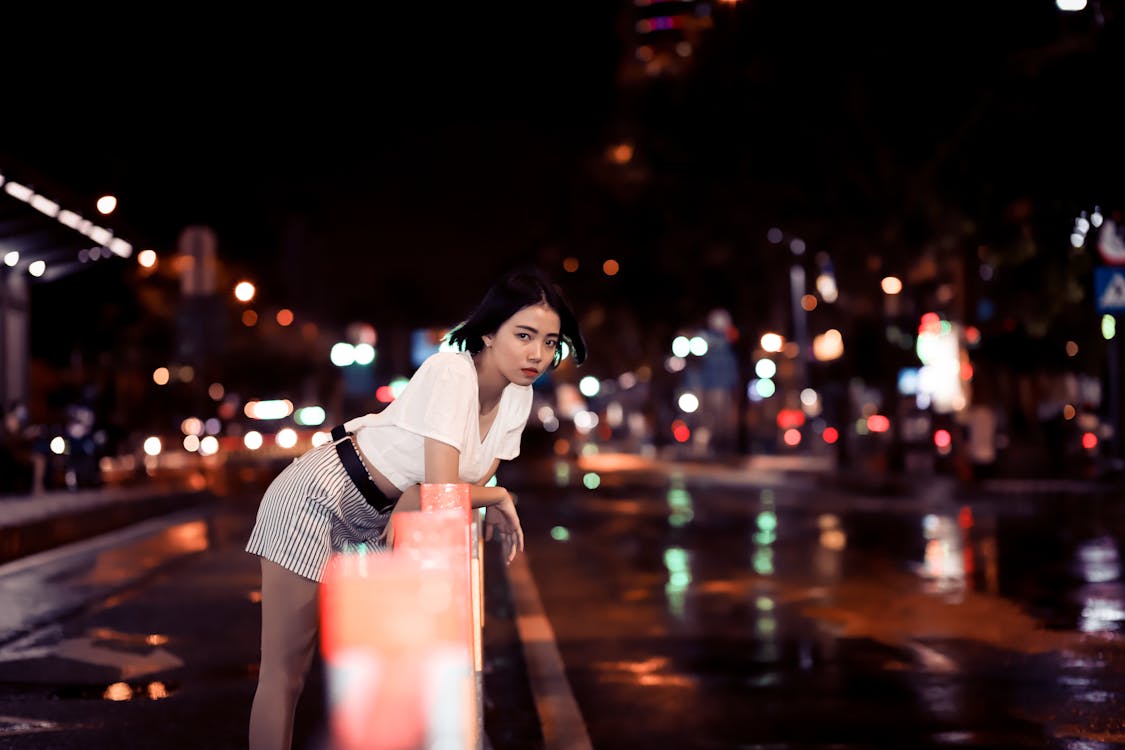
left=245, top=265, right=586, bottom=750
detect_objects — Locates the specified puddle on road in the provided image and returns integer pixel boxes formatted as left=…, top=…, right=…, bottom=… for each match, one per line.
left=68, top=520, right=210, bottom=587
left=51, top=679, right=176, bottom=701
left=0, top=714, right=68, bottom=737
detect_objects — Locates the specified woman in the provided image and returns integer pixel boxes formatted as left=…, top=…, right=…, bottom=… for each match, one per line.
left=245, top=265, right=586, bottom=750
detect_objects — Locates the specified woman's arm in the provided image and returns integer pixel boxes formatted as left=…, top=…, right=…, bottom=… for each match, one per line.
left=425, top=440, right=523, bottom=562
left=424, top=440, right=510, bottom=508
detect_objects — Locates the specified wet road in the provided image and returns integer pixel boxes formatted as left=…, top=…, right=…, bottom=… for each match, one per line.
left=0, top=458, right=1123, bottom=749
left=0, top=499, right=269, bottom=749
left=517, top=457, right=1125, bottom=749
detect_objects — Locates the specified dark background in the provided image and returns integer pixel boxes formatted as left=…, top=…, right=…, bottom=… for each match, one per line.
left=2, top=0, right=1122, bottom=383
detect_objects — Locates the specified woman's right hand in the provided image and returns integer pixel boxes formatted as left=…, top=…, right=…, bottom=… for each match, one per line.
left=383, top=484, right=421, bottom=547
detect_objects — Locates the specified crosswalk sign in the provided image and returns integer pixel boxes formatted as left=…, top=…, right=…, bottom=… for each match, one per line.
left=1095, top=266, right=1125, bottom=313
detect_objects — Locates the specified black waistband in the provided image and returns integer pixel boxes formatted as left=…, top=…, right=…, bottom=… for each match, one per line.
left=331, top=424, right=395, bottom=513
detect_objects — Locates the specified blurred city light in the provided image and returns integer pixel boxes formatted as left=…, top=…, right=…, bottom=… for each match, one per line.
left=331, top=342, right=357, bottom=366
left=671, top=336, right=691, bottom=357
left=754, top=358, right=776, bottom=379
left=353, top=343, right=375, bottom=365
left=579, top=376, right=600, bottom=397
left=812, top=329, right=844, bottom=361
left=276, top=428, right=298, bottom=449
left=96, top=195, right=117, bottom=215
left=677, top=393, right=699, bottom=413
left=1057, top=0, right=1087, bottom=9
left=881, top=276, right=903, bottom=295
left=916, top=314, right=966, bottom=413
left=1102, top=315, right=1116, bottom=340
left=608, top=143, right=633, bottom=164
left=574, top=410, right=599, bottom=434
left=753, top=379, right=776, bottom=399
left=199, top=436, right=219, bottom=456
left=689, top=336, right=708, bottom=356
left=143, top=437, right=162, bottom=456
left=244, top=399, right=294, bottom=420
left=2, top=176, right=134, bottom=257
left=137, top=249, right=157, bottom=268
left=295, top=406, right=326, bottom=426
left=234, top=281, right=256, bottom=302
left=49, top=436, right=66, bottom=455
left=3, top=251, right=17, bottom=266
left=244, top=431, right=263, bottom=450
left=760, top=333, right=783, bottom=353
left=777, top=408, right=804, bottom=430
left=29, top=260, right=45, bottom=277
left=866, top=414, right=890, bottom=433
left=183, top=435, right=200, bottom=452
left=815, top=273, right=837, bottom=303
left=153, top=367, right=170, bottom=385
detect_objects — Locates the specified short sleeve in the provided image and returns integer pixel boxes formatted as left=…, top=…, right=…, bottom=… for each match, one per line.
left=392, top=353, right=476, bottom=449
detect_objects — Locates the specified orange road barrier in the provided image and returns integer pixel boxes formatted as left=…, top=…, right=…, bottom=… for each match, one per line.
left=319, top=551, right=474, bottom=750
left=417, top=483, right=484, bottom=750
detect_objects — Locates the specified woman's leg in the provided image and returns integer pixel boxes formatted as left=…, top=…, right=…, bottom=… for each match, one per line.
left=248, top=558, right=320, bottom=750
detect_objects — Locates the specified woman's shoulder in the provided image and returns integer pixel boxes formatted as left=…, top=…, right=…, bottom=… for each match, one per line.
left=410, top=350, right=475, bottom=386
left=418, top=349, right=473, bottom=374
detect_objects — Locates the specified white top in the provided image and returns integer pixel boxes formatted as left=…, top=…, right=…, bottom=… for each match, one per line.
left=343, top=351, right=533, bottom=491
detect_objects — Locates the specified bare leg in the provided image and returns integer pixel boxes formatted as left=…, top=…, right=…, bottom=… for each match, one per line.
left=249, top=559, right=320, bottom=750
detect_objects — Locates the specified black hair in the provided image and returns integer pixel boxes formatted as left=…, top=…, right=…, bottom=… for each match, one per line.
left=446, top=266, right=587, bottom=369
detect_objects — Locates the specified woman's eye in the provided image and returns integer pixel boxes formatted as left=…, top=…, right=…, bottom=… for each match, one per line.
left=546, top=340, right=558, bottom=348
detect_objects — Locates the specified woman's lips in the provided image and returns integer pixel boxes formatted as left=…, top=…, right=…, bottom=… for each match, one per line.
left=522, top=368, right=539, bottom=377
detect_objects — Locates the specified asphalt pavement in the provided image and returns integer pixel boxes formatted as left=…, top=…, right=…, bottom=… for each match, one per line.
left=1, top=450, right=1123, bottom=749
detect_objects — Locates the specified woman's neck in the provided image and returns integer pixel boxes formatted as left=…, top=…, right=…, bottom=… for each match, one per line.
left=473, top=350, right=505, bottom=412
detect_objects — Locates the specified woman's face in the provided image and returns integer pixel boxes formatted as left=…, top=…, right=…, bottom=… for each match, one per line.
left=485, top=303, right=562, bottom=386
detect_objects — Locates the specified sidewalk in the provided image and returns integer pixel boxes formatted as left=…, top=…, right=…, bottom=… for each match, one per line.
left=0, top=481, right=213, bottom=566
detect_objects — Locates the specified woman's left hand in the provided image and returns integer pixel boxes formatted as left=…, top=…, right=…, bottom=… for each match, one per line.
left=484, top=492, right=524, bottom=564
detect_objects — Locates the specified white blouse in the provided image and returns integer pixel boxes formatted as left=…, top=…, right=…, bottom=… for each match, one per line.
left=344, top=351, right=533, bottom=491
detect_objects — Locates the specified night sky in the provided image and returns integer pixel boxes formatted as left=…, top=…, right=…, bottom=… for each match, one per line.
left=2, top=2, right=1122, bottom=370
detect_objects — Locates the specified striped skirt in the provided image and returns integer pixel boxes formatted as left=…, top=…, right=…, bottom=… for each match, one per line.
left=245, top=441, right=392, bottom=582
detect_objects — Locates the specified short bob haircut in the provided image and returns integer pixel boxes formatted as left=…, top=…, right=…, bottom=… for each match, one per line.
left=446, top=265, right=587, bottom=369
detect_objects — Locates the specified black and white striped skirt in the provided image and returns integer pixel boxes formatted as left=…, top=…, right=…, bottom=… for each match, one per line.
left=245, top=441, right=392, bottom=582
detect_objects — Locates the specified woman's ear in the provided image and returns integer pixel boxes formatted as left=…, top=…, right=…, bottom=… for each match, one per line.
left=482, top=334, right=493, bottom=348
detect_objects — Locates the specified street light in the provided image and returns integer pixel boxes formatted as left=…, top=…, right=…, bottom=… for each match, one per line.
left=776, top=233, right=810, bottom=397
